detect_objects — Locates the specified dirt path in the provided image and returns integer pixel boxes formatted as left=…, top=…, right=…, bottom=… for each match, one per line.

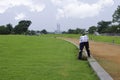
left=63, top=38, right=120, bottom=80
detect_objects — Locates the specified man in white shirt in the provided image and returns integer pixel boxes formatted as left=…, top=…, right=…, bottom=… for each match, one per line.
left=78, top=33, right=91, bottom=59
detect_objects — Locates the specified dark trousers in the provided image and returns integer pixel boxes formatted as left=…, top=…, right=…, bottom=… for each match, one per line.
left=78, top=42, right=90, bottom=59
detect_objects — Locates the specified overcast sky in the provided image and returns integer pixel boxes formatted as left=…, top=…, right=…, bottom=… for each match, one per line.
left=0, top=0, right=119, bottom=31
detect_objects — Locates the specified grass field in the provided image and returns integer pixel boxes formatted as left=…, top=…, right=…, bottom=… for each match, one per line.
left=0, top=35, right=98, bottom=80
left=45, top=34, right=120, bottom=44
left=89, top=35, right=120, bottom=44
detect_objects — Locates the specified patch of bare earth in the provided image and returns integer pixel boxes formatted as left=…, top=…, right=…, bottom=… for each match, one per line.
left=62, top=38, right=120, bottom=80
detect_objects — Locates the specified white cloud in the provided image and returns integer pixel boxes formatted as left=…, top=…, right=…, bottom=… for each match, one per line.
left=29, top=4, right=45, bottom=12
left=56, top=9, right=65, bottom=19
left=15, top=13, right=26, bottom=20
left=51, top=0, right=114, bottom=19
left=51, top=0, right=62, bottom=6
left=0, top=0, right=45, bottom=14
left=0, top=0, right=12, bottom=13
left=98, top=0, right=114, bottom=7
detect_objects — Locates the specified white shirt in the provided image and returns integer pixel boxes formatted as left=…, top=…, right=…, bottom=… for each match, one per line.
left=80, top=35, right=89, bottom=43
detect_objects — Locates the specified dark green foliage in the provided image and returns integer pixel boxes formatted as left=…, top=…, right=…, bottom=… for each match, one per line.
left=41, top=29, right=48, bottom=34
left=6, top=24, right=13, bottom=34
left=14, top=20, right=32, bottom=34
left=67, top=28, right=85, bottom=34
left=88, top=26, right=97, bottom=34
left=112, top=5, right=120, bottom=24
left=0, top=24, right=13, bottom=34
left=0, top=26, right=8, bottom=34
left=26, top=30, right=37, bottom=35
left=97, top=20, right=111, bottom=33
left=68, top=29, right=75, bottom=34
left=110, top=25, right=120, bottom=33
left=0, top=20, right=31, bottom=35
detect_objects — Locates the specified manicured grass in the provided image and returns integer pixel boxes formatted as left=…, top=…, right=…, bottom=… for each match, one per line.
left=89, top=35, right=120, bottom=44
left=46, top=34, right=120, bottom=44
left=41, top=34, right=80, bottom=39
left=0, top=35, right=98, bottom=80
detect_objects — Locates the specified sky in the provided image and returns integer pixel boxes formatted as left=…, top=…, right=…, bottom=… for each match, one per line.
left=0, top=0, right=120, bottom=32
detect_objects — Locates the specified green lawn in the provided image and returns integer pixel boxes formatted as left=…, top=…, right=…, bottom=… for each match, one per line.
left=45, top=34, right=120, bottom=44
left=89, top=35, right=120, bottom=44
left=0, top=35, right=98, bottom=80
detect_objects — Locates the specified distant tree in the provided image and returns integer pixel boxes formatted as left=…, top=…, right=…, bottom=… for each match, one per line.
left=109, top=25, right=120, bottom=33
left=6, top=24, right=13, bottom=34
left=88, top=26, right=97, bottom=34
left=67, top=28, right=85, bottom=34
left=75, top=28, right=80, bottom=34
left=14, top=20, right=32, bottom=34
left=62, top=31, right=67, bottom=34
left=78, top=28, right=86, bottom=34
left=112, top=5, right=120, bottom=25
left=68, top=29, right=75, bottom=34
left=41, top=29, right=48, bottom=34
left=75, top=28, right=85, bottom=34
left=36, top=30, right=41, bottom=33
left=0, top=25, right=9, bottom=34
left=97, top=20, right=111, bottom=33
left=30, top=30, right=36, bottom=35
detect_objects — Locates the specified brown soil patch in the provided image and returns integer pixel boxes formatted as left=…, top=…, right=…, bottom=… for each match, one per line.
left=62, top=38, right=120, bottom=80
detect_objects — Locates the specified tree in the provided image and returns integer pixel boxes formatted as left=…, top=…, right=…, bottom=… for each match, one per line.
left=30, top=30, right=36, bottom=35
left=67, top=28, right=85, bottom=34
left=0, top=25, right=10, bottom=34
left=6, top=24, right=13, bottom=34
left=75, top=28, right=85, bottom=34
left=109, top=25, right=120, bottom=33
left=88, top=26, right=97, bottom=34
left=68, top=29, right=75, bottom=34
left=97, top=20, right=111, bottom=33
left=62, top=31, right=67, bottom=34
left=14, top=20, right=32, bottom=34
left=41, top=29, right=48, bottom=34
left=112, top=5, right=120, bottom=24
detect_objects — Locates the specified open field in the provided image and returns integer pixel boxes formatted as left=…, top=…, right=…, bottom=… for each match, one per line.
left=0, top=35, right=98, bottom=80
left=89, top=35, right=120, bottom=44
left=45, top=34, right=120, bottom=44
left=59, top=34, right=120, bottom=80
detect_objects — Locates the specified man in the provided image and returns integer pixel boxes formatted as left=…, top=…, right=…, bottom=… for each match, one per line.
left=78, top=33, right=91, bottom=59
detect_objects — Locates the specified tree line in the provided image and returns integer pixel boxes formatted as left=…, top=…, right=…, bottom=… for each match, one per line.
left=0, top=20, right=48, bottom=35
left=88, top=5, right=120, bottom=34
left=62, top=28, right=86, bottom=34
left=0, top=20, right=32, bottom=34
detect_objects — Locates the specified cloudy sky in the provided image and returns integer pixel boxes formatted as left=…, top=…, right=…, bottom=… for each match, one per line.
left=0, top=0, right=119, bottom=31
